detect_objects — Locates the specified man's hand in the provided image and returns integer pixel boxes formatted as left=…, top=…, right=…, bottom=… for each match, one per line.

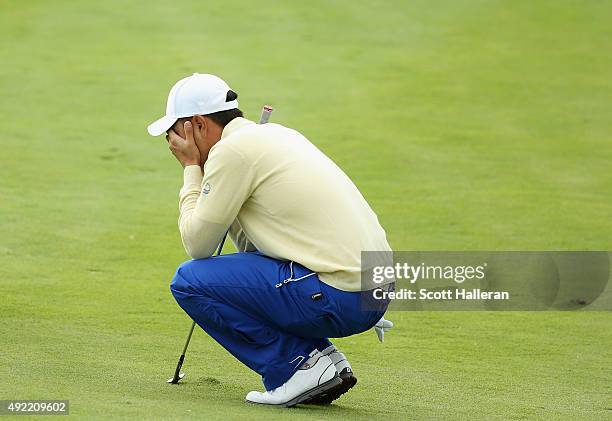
left=167, top=121, right=201, bottom=168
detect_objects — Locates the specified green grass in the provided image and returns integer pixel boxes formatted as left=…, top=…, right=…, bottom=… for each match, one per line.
left=1, top=0, right=611, bottom=419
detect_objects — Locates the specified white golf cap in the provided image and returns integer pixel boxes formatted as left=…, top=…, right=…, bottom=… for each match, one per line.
left=147, top=73, right=239, bottom=136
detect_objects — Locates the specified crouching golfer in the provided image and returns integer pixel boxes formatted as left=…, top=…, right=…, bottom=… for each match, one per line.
left=147, top=73, right=393, bottom=407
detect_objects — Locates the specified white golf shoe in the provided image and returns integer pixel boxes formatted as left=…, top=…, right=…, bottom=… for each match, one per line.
left=245, top=350, right=341, bottom=407
left=301, top=345, right=357, bottom=405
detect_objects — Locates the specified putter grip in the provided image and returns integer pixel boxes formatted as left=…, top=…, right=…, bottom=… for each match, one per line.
left=259, top=105, right=273, bottom=124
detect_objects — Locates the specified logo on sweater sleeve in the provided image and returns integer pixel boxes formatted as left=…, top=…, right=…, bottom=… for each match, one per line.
left=202, top=182, right=211, bottom=195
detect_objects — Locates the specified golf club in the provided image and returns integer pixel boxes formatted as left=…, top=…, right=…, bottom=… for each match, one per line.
left=259, top=105, right=273, bottom=124
left=167, top=105, right=273, bottom=385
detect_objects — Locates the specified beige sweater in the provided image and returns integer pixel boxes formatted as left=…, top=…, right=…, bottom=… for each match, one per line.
left=178, top=117, right=391, bottom=291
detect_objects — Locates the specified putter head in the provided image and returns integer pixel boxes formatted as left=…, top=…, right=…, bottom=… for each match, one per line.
left=167, top=373, right=185, bottom=384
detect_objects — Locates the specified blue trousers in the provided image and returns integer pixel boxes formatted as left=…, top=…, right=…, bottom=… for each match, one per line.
left=170, top=252, right=389, bottom=390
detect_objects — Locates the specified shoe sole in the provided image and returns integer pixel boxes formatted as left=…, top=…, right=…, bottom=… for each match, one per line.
left=301, top=369, right=357, bottom=405
left=245, top=371, right=342, bottom=408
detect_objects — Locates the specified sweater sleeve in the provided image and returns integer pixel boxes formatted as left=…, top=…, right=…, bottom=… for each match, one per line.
left=178, top=144, right=254, bottom=259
